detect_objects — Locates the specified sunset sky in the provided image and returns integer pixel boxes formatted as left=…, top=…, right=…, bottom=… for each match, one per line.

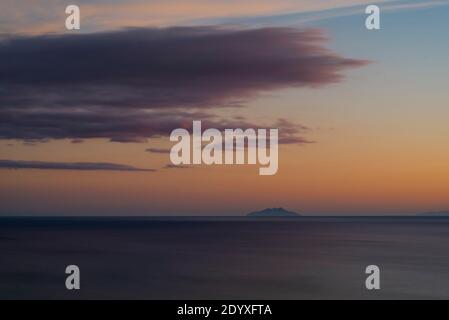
left=1, top=0, right=449, bottom=215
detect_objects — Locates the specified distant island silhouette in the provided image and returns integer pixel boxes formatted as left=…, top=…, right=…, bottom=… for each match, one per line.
left=418, top=211, right=449, bottom=217
left=247, top=207, right=301, bottom=217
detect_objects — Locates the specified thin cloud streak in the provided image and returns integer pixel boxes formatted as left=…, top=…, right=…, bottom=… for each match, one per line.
left=0, top=160, right=155, bottom=172
left=146, top=148, right=171, bottom=154
left=163, top=164, right=191, bottom=169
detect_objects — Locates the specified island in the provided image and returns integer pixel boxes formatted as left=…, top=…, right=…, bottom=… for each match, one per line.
left=246, top=207, right=301, bottom=217
left=417, top=211, right=449, bottom=217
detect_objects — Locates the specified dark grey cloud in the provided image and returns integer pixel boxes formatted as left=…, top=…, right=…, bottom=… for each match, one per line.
left=146, top=148, right=171, bottom=154
left=0, top=160, right=155, bottom=172
left=0, top=107, right=211, bottom=141
left=0, top=26, right=367, bottom=142
left=0, top=105, right=310, bottom=144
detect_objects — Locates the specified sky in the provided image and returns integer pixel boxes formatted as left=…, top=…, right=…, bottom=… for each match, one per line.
left=1, top=0, right=449, bottom=215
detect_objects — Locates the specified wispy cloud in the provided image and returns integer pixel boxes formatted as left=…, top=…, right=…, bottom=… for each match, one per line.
left=1, top=1, right=445, bottom=36
left=0, top=160, right=155, bottom=172
left=0, top=0, right=395, bottom=35
left=203, top=0, right=449, bottom=26
left=383, top=0, right=449, bottom=11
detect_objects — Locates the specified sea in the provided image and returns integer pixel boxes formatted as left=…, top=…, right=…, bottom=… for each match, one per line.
left=1, top=216, right=449, bottom=299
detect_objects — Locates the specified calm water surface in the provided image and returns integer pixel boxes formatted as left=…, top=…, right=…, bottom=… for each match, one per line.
left=1, top=216, right=449, bottom=299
